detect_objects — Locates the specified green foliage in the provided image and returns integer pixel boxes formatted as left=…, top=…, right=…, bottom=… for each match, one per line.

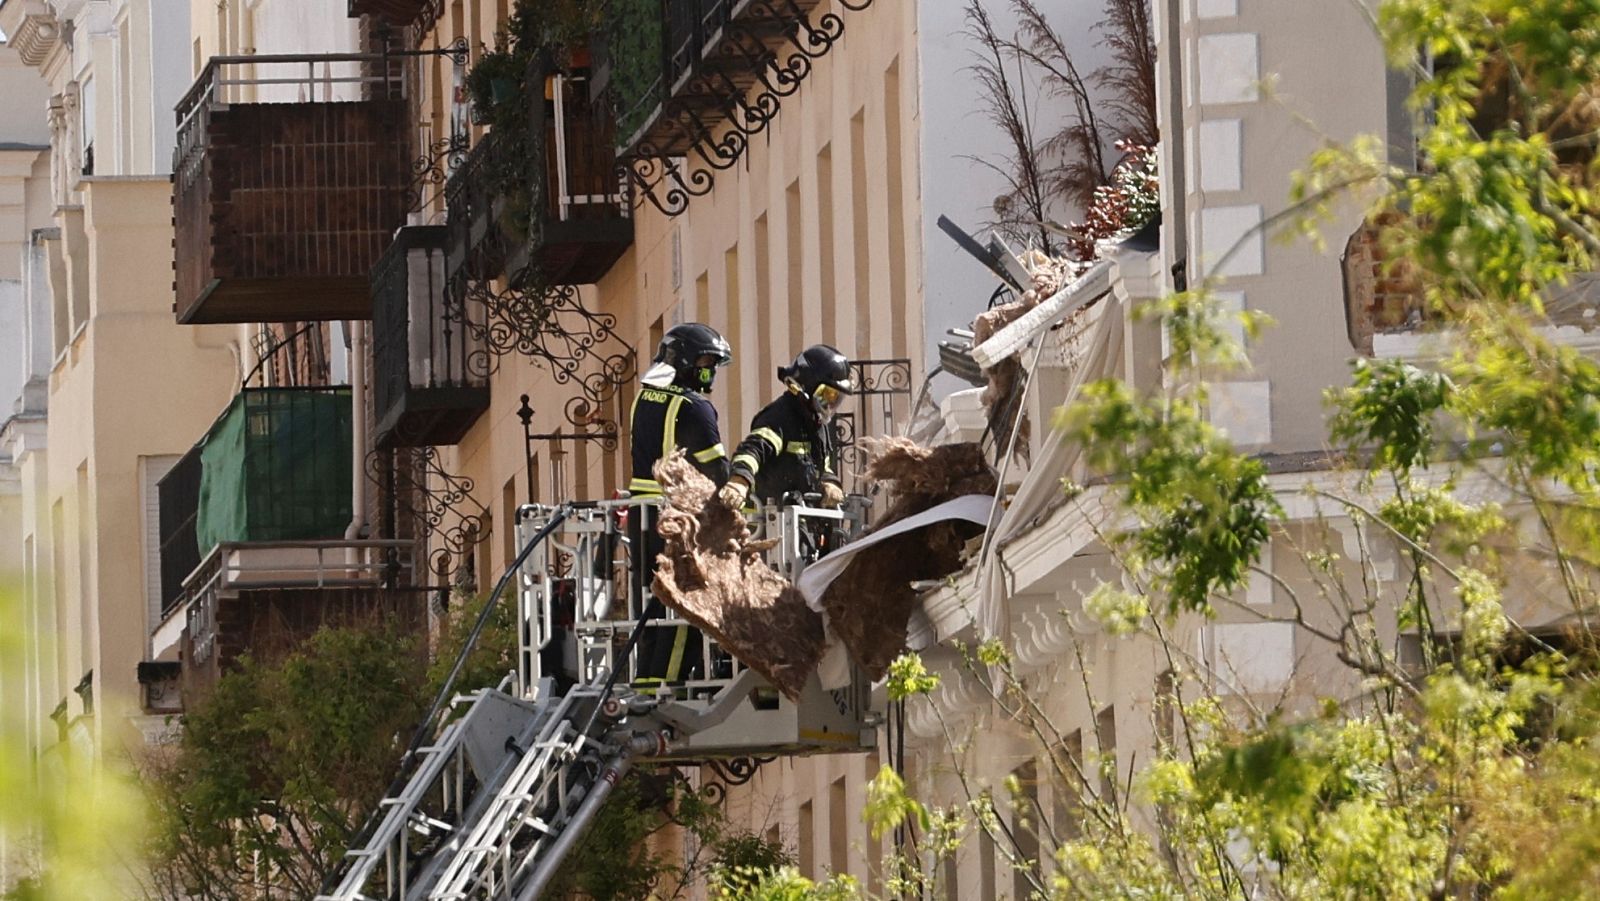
left=546, top=767, right=800, bottom=900
left=544, top=773, right=676, bottom=900
left=1329, top=358, right=1453, bottom=476
left=711, top=867, right=862, bottom=901
left=1082, top=582, right=1149, bottom=636
left=863, top=765, right=930, bottom=842
left=1062, top=377, right=1280, bottom=614
left=427, top=590, right=520, bottom=700
left=148, top=621, right=428, bottom=898
left=0, top=583, right=144, bottom=900
left=609, top=0, right=666, bottom=143
left=885, top=652, right=941, bottom=701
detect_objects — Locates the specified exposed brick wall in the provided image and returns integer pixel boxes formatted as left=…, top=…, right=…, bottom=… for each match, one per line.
left=1341, top=213, right=1426, bottom=355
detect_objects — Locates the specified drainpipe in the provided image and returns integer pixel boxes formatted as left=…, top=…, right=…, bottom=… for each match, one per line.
left=345, top=321, right=369, bottom=571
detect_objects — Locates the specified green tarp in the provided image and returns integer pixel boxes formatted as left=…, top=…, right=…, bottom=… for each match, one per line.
left=196, top=387, right=353, bottom=553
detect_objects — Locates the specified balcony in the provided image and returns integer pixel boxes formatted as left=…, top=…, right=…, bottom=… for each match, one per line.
left=610, top=0, right=871, bottom=212
left=445, top=50, right=632, bottom=286
left=372, top=225, right=490, bottom=448
left=347, top=0, right=441, bottom=27
left=172, top=53, right=410, bottom=324
left=151, top=385, right=427, bottom=697
left=177, top=539, right=424, bottom=698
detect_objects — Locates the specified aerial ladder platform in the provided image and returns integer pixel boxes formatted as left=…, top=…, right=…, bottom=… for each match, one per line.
left=318, top=497, right=880, bottom=901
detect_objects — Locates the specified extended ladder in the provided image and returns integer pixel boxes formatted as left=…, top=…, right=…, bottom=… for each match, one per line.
left=319, top=498, right=879, bottom=901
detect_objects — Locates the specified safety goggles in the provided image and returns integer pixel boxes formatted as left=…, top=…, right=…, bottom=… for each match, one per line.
left=813, top=383, right=845, bottom=415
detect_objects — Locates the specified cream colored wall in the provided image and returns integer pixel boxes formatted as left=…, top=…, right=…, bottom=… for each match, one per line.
left=1175, top=0, right=1388, bottom=454
left=34, top=177, right=238, bottom=754
left=0, top=0, right=240, bottom=764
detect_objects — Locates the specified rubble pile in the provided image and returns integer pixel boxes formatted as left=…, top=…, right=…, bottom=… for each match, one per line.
left=649, top=451, right=825, bottom=699
left=818, top=438, right=997, bottom=678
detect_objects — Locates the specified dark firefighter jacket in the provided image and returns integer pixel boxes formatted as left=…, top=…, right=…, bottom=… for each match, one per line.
left=729, top=390, right=840, bottom=503
left=629, top=384, right=729, bottom=494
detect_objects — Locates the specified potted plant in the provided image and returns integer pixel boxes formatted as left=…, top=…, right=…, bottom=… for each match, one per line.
left=466, top=45, right=524, bottom=125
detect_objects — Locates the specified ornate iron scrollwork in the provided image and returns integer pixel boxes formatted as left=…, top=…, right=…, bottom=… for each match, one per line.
left=369, top=445, right=492, bottom=583
left=658, top=756, right=778, bottom=822
left=706, top=755, right=776, bottom=788
left=518, top=393, right=622, bottom=454
left=619, top=151, right=714, bottom=218
left=405, top=131, right=470, bottom=212
left=832, top=358, right=912, bottom=477
left=454, top=275, right=636, bottom=410
left=620, top=0, right=875, bottom=218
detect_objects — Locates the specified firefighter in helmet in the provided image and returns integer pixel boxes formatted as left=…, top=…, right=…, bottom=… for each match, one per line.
left=716, top=344, right=852, bottom=510
left=629, top=322, right=732, bottom=685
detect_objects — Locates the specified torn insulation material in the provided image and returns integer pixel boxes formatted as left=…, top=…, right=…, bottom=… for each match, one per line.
left=650, top=451, right=825, bottom=700
left=972, top=251, right=1080, bottom=459
left=817, top=438, right=998, bottom=679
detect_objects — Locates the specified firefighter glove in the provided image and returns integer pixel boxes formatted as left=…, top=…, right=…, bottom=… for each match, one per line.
left=717, top=477, right=750, bottom=510
left=821, top=481, right=844, bottom=509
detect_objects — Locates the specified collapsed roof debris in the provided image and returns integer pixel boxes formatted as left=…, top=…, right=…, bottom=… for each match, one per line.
left=972, top=251, right=1080, bottom=460
left=814, top=438, right=997, bottom=679
left=651, top=438, right=998, bottom=693
left=650, top=451, right=825, bottom=700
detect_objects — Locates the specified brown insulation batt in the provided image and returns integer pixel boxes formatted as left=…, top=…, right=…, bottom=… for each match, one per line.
left=820, top=437, right=998, bottom=679
left=650, top=451, right=826, bottom=700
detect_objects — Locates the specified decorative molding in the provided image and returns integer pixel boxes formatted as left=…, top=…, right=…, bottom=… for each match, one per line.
left=2, top=0, right=63, bottom=68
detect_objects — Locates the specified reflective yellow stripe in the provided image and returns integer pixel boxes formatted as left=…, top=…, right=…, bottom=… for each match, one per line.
left=664, top=626, right=689, bottom=681
left=731, top=453, right=760, bottom=473
left=629, top=478, right=662, bottom=495
left=784, top=441, right=810, bottom=454
left=692, top=443, right=726, bottom=463
left=663, top=395, right=686, bottom=458
left=752, top=427, right=782, bottom=453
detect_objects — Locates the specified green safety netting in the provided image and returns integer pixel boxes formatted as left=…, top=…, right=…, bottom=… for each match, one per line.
left=196, top=387, right=353, bottom=553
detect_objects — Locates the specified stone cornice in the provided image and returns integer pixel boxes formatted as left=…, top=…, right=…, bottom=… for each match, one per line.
left=0, top=0, right=63, bottom=68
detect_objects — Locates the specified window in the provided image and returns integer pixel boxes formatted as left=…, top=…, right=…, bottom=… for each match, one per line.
left=978, top=823, right=996, bottom=899
left=1012, top=760, right=1042, bottom=900
left=77, top=463, right=93, bottom=665
left=501, top=476, right=517, bottom=570
left=798, top=799, right=815, bottom=877
left=117, top=15, right=132, bottom=173
left=755, top=213, right=772, bottom=405
left=1097, top=705, right=1118, bottom=801
left=1052, top=730, right=1084, bottom=841
left=829, top=776, right=849, bottom=876
left=816, top=144, right=837, bottom=344
left=883, top=58, right=908, bottom=358
left=786, top=179, right=805, bottom=349
left=140, top=456, right=180, bottom=640
left=695, top=270, right=710, bottom=326
left=79, top=76, right=95, bottom=176
left=849, top=109, right=871, bottom=358
left=723, top=244, right=741, bottom=428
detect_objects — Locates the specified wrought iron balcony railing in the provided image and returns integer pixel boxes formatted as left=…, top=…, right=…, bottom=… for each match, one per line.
left=444, top=48, right=632, bottom=287
left=372, top=225, right=491, bottom=448
left=172, top=53, right=411, bottom=324
left=611, top=0, right=874, bottom=216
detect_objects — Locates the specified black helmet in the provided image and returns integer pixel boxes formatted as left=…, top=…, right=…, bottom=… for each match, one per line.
left=779, top=344, right=852, bottom=418
left=654, top=322, right=732, bottom=392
